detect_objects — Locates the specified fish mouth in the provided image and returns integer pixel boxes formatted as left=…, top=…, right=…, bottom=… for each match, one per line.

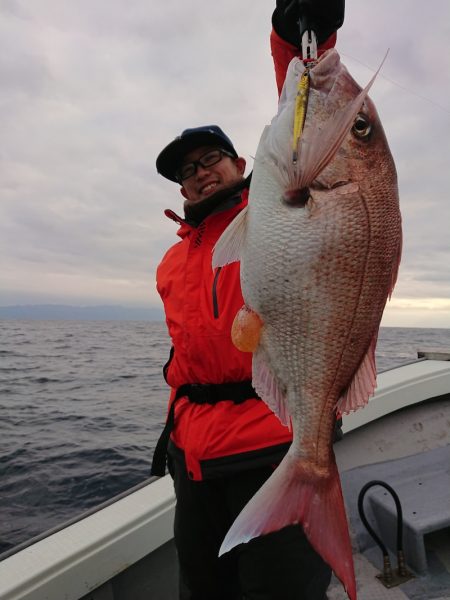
left=312, top=179, right=360, bottom=196
left=282, top=181, right=353, bottom=207
left=314, top=179, right=350, bottom=191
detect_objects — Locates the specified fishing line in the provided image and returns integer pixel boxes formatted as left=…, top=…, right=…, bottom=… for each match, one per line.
left=341, top=51, right=450, bottom=115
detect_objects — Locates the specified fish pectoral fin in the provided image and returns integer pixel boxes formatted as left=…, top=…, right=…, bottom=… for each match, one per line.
left=212, top=205, right=248, bottom=268
left=252, top=347, right=290, bottom=427
left=219, top=453, right=356, bottom=600
left=337, top=334, right=378, bottom=415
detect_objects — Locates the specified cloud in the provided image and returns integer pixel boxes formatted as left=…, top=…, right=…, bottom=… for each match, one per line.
left=1, top=0, right=449, bottom=328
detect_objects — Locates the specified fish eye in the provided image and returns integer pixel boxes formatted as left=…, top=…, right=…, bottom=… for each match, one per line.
left=352, top=113, right=371, bottom=138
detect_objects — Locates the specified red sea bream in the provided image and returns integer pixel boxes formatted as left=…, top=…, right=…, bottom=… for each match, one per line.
left=213, top=49, right=402, bottom=599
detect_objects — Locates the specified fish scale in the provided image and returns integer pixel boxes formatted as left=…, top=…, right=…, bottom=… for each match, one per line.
left=213, top=48, right=402, bottom=600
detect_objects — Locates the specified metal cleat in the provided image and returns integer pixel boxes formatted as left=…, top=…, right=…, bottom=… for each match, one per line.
left=301, top=29, right=318, bottom=65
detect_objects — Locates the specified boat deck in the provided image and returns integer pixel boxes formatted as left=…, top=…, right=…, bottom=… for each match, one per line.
left=1, top=357, right=449, bottom=600
left=327, top=392, right=450, bottom=600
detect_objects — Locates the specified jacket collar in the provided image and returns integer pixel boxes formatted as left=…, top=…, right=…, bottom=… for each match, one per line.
left=164, top=187, right=249, bottom=239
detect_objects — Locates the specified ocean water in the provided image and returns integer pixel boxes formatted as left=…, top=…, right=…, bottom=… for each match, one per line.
left=1, top=320, right=450, bottom=556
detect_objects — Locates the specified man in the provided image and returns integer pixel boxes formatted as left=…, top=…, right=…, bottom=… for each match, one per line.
left=153, top=2, right=345, bottom=598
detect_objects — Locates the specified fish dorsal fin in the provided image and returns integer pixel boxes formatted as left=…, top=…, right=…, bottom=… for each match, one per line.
left=252, top=346, right=290, bottom=427
left=389, top=233, right=403, bottom=299
left=212, top=205, right=248, bottom=268
left=337, top=334, right=378, bottom=415
left=338, top=231, right=401, bottom=416
left=295, top=53, right=387, bottom=190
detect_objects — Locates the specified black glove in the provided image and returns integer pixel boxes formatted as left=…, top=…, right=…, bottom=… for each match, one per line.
left=272, top=0, right=345, bottom=47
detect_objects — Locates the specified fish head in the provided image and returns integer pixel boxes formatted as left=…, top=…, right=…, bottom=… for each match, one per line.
left=253, top=49, right=397, bottom=209
left=308, top=50, right=397, bottom=196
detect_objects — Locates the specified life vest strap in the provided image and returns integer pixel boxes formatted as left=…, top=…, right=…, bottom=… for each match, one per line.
left=150, top=380, right=259, bottom=477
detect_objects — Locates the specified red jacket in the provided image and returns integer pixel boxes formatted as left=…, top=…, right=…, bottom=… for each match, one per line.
left=156, top=31, right=336, bottom=481
left=156, top=191, right=293, bottom=480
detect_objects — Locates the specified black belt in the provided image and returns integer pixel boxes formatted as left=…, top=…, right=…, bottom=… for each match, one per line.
left=150, top=380, right=259, bottom=476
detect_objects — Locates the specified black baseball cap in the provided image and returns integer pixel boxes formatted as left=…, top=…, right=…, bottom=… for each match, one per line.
left=156, top=125, right=238, bottom=183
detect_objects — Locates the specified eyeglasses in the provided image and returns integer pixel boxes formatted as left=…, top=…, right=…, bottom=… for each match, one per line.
left=177, top=149, right=235, bottom=181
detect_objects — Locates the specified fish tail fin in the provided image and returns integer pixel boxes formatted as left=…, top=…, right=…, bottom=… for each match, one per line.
left=219, top=451, right=356, bottom=600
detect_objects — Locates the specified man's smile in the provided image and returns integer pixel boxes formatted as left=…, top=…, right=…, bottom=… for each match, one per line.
left=199, top=181, right=220, bottom=197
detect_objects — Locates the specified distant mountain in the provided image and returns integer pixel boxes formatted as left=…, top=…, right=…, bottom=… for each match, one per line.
left=0, top=304, right=165, bottom=321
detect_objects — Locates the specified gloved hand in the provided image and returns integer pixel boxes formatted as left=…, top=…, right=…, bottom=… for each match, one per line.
left=272, top=0, right=345, bottom=47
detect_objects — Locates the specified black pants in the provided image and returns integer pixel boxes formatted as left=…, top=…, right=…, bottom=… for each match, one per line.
left=171, top=461, right=332, bottom=600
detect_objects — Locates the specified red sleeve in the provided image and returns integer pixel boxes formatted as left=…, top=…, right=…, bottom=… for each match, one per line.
left=270, top=28, right=337, bottom=98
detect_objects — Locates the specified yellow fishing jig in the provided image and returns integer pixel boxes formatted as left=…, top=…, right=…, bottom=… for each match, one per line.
left=292, top=70, right=310, bottom=164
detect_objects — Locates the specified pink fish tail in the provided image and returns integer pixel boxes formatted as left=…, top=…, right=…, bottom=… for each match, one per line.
left=219, top=452, right=356, bottom=600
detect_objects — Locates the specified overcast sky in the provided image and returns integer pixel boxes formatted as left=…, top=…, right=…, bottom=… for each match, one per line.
left=1, top=0, right=449, bottom=328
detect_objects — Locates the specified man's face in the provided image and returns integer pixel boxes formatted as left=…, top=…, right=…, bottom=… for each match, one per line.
left=179, top=145, right=246, bottom=204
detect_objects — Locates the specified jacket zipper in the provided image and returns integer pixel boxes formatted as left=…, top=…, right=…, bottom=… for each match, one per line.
left=212, top=267, right=222, bottom=319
